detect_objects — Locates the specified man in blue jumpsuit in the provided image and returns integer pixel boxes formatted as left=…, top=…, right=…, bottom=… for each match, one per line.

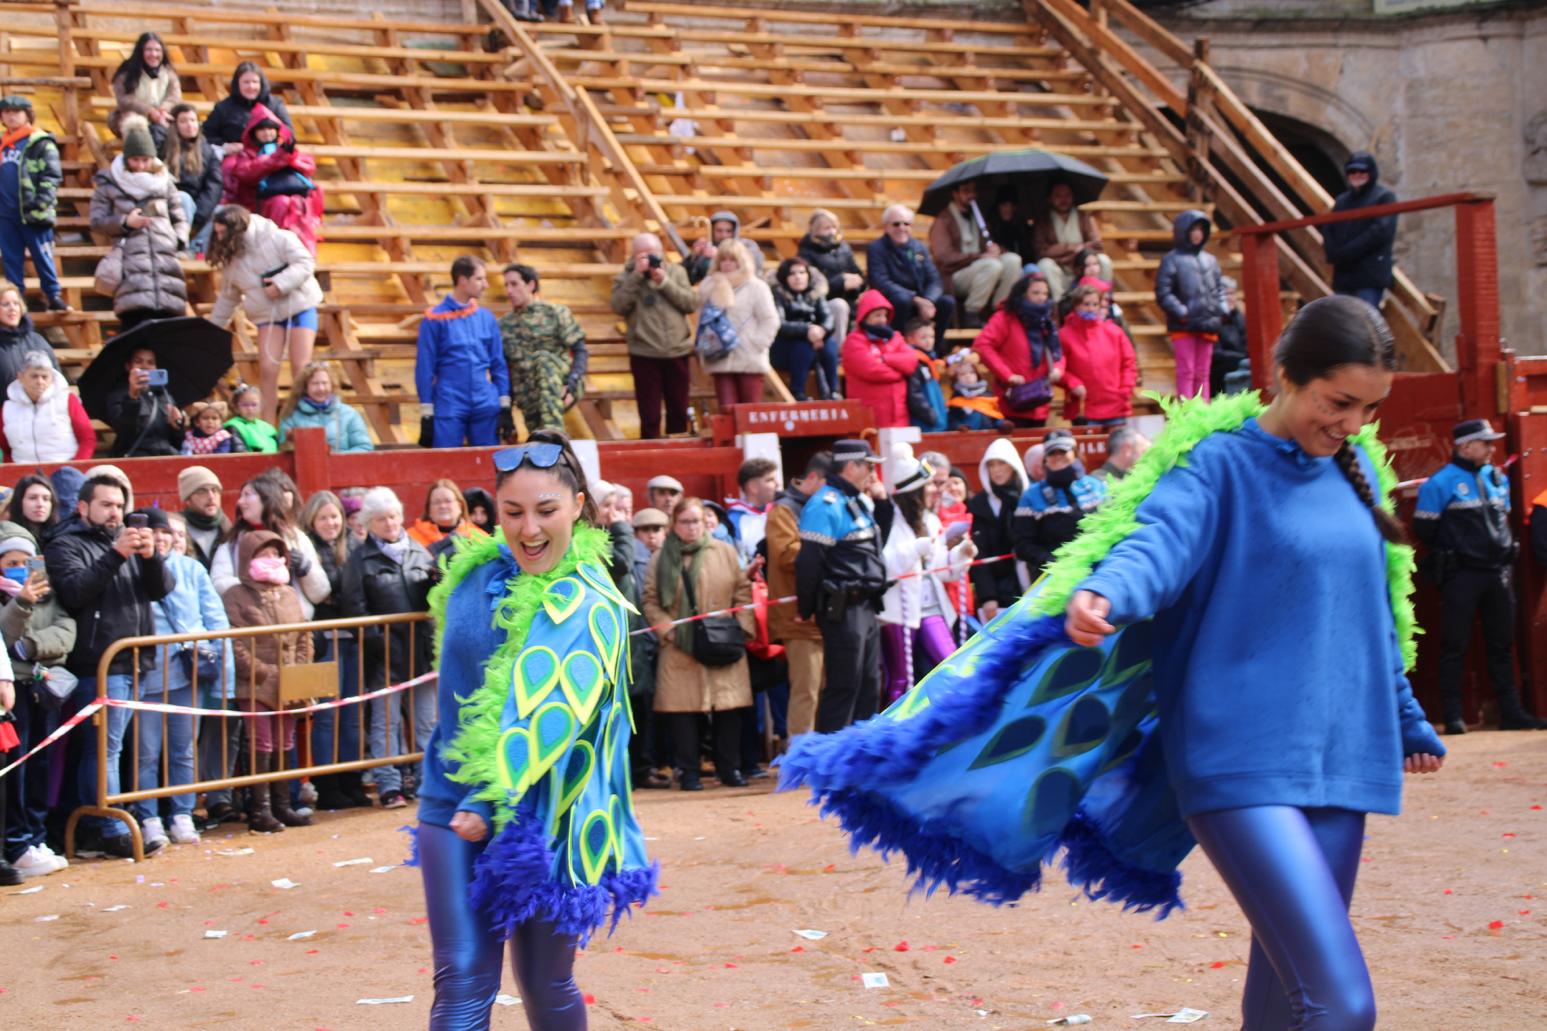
left=796, top=438, right=888, bottom=733
left=1415, top=418, right=1547, bottom=733
left=415, top=255, right=514, bottom=448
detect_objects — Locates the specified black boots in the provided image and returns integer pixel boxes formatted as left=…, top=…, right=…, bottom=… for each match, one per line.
left=271, top=778, right=313, bottom=828
left=247, top=754, right=284, bottom=834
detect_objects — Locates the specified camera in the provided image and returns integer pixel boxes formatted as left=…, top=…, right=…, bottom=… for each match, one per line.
left=646, top=253, right=663, bottom=270
left=146, top=369, right=169, bottom=388
left=125, top=513, right=149, bottom=529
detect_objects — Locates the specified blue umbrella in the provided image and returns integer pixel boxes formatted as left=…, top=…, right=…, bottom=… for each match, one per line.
left=918, top=149, right=1109, bottom=218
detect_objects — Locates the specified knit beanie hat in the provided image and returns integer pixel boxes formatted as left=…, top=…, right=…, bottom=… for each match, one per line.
left=123, top=123, right=156, bottom=160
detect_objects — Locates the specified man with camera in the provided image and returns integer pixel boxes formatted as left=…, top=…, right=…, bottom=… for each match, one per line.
left=106, top=346, right=183, bottom=457
left=610, top=232, right=699, bottom=439
left=45, top=474, right=175, bottom=858
left=795, top=439, right=888, bottom=733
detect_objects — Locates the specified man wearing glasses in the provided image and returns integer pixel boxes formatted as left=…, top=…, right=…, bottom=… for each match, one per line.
left=865, top=203, right=955, bottom=345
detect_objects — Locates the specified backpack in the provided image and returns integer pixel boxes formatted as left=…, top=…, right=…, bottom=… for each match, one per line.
left=695, top=301, right=741, bottom=363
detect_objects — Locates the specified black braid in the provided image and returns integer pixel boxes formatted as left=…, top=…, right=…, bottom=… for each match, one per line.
left=1334, top=441, right=1409, bottom=546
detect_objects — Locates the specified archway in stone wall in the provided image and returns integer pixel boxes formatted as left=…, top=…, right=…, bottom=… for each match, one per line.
left=1253, top=109, right=1351, bottom=199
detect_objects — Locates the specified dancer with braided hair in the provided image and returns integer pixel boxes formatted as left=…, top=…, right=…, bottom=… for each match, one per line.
left=781, top=295, right=1445, bottom=1031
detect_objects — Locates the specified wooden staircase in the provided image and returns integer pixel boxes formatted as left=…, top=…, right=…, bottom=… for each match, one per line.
left=0, top=0, right=1445, bottom=448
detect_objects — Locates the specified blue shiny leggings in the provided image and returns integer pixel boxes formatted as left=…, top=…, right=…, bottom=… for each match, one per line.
left=418, top=822, right=587, bottom=1031
left=1186, top=806, right=1374, bottom=1031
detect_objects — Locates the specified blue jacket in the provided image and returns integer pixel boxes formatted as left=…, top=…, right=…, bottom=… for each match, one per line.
left=415, top=296, right=510, bottom=419
left=279, top=396, right=374, bottom=452
left=1079, top=418, right=1444, bottom=818
left=152, top=552, right=235, bottom=700
left=1012, top=472, right=1107, bottom=575
left=1154, top=210, right=1227, bottom=334
left=865, top=235, right=944, bottom=316
left=1323, top=152, right=1397, bottom=293
left=794, top=476, right=886, bottom=618
left=1413, top=455, right=1514, bottom=569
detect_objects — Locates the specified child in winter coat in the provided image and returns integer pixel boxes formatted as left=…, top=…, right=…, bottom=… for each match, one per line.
left=0, top=96, right=66, bottom=312
left=902, top=318, right=948, bottom=433
left=181, top=400, right=246, bottom=455
left=1154, top=209, right=1227, bottom=399
left=223, top=383, right=279, bottom=453
left=1060, top=283, right=1139, bottom=426
left=944, top=351, right=1004, bottom=431
left=0, top=350, right=95, bottom=463
left=0, top=523, right=75, bottom=879
left=220, top=104, right=322, bottom=255
left=841, top=289, right=918, bottom=428
left=222, top=530, right=314, bottom=834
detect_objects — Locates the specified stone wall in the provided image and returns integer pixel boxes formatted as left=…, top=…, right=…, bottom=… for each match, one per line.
left=1148, top=3, right=1547, bottom=357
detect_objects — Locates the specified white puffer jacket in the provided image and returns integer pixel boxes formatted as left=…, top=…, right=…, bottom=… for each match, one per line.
left=210, top=213, right=324, bottom=327
left=881, top=508, right=974, bottom=629
left=3, top=374, right=81, bottom=463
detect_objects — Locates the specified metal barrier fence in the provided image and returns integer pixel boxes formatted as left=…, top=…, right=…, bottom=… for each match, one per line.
left=66, top=612, right=434, bottom=862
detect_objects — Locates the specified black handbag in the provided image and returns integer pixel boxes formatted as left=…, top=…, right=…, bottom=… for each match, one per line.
left=1005, top=377, right=1053, bottom=412
left=679, top=566, right=746, bottom=668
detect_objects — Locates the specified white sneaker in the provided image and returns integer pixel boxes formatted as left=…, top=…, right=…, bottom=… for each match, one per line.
left=36, top=843, right=67, bottom=872
left=168, top=814, right=200, bottom=844
left=141, top=816, right=170, bottom=850
left=14, top=845, right=63, bottom=878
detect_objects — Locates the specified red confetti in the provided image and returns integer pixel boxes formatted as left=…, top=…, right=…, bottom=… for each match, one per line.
left=823, top=864, right=836, bottom=873
left=1210, top=961, right=1227, bottom=969
left=1503, top=833, right=1517, bottom=839
left=791, top=946, right=804, bottom=953
left=1531, top=805, right=1543, bottom=811
left=923, top=945, right=938, bottom=952
left=126, top=1017, right=141, bottom=1023
left=583, top=993, right=596, bottom=1005
left=257, top=919, right=269, bottom=926
left=418, top=968, right=429, bottom=974
left=1444, top=889, right=1454, bottom=895
left=862, top=947, right=877, bottom=953
left=372, top=907, right=387, bottom=914
left=109, top=955, right=119, bottom=961
left=943, top=956, right=958, bottom=964
left=190, top=986, right=205, bottom=993
left=1520, top=910, right=1532, bottom=916
left=723, top=963, right=737, bottom=969
left=1488, top=920, right=1505, bottom=930
left=408, top=917, right=428, bottom=925
left=251, top=960, right=263, bottom=966
left=337, top=923, right=351, bottom=929
left=156, top=902, right=169, bottom=910
left=1492, top=762, right=1507, bottom=769
left=1132, top=943, right=1144, bottom=949
left=306, top=949, right=319, bottom=955
left=343, top=911, right=354, bottom=917
left=894, top=941, right=910, bottom=952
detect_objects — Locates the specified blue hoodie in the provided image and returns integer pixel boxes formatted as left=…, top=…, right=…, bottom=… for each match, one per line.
left=1078, top=418, right=1444, bottom=818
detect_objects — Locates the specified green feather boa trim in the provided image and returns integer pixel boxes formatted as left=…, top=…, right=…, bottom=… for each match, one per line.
left=428, top=522, right=613, bottom=830
left=1030, top=392, right=1420, bottom=670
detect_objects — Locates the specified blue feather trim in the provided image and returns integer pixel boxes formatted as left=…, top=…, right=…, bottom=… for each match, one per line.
left=402, top=823, right=420, bottom=868
left=1059, top=811, right=1182, bottom=918
left=778, top=614, right=1071, bottom=791
left=468, top=817, right=658, bottom=946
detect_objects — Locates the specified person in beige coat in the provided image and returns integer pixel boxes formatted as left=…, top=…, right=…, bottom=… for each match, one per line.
left=644, top=497, right=754, bottom=790
left=698, top=239, right=778, bottom=411
left=207, top=204, right=325, bottom=424
left=764, top=453, right=829, bottom=739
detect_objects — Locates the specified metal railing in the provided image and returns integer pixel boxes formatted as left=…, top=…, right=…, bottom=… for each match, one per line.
left=66, top=612, right=433, bottom=862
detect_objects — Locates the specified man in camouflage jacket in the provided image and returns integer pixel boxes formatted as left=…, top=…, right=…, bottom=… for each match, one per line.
left=0, top=96, right=65, bottom=310
left=498, top=262, right=588, bottom=435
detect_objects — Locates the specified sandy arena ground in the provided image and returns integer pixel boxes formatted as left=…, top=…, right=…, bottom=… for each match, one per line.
left=1, top=729, right=1542, bottom=1030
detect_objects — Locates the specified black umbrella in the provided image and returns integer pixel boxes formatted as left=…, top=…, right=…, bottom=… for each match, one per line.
left=918, top=149, right=1109, bottom=218
left=77, top=317, right=234, bottom=422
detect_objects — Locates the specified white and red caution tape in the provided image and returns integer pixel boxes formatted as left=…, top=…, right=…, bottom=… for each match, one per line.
left=0, top=672, right=437, bottom=782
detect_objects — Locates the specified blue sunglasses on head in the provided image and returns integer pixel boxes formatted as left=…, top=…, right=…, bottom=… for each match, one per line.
left=492, top=443, right=564, bottom=473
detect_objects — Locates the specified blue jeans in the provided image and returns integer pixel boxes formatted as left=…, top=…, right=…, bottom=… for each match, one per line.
left=786, top=336, right=840, bottom=400
left=432, top=408, right=500, bottom=448
left=72, top=673, right=135, bottom=838
left=310, top=635, right=364, bottom=764
left=1345, top=287, right=1384, bottom=310
left=175, top=190, right=213, bottom=254
left=131, top=661, right=196, bottom=819
left=0, top=216, right=61, bottom=301
left=369, top=679, right=437, bottom=794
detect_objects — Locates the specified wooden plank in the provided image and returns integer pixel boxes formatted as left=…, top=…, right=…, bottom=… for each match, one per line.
left=67, top=28, right=508, bottom=66
left=83, top=96, right=557, bottom=128
left=627, top=1, right=1039, bottom=36
left=654, top=106, right=1143, bottom=137
left=575, top=76, right=1115, bottom=109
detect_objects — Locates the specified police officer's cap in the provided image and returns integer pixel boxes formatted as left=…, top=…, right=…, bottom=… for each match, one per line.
left=832, top=439, right=882, bottom=465
left=1453, top=419, right=1503, bottom=445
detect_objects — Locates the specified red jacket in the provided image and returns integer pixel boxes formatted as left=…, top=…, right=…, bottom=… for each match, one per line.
left=841, top=290, right=919, bottom=428
left=1059, top=311, right=1138, bottom=422
left=221, top=103, right=323, bottom=255
left=972, top=306, right=1065, bottom=421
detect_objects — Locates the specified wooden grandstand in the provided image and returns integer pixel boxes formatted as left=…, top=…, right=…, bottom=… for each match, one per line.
left=0, top=0, right=1446, bottom=446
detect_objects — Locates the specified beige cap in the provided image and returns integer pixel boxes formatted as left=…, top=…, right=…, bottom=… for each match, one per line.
left=632, top=507, right=669, bottom=530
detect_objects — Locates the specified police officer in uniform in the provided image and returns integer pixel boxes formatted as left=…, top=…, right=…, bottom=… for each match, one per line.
left=1415, top=419, right=1547, bottom=733
left=796, top=438, right=888, bottom=733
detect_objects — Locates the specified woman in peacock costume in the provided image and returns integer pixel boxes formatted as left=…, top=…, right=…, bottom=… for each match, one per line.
left=781, top=297, right=1446, bottom=1031
left=415, top=430, right=655, bottom=1031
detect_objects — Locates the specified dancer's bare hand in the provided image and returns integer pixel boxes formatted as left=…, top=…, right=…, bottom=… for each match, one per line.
left=451, top=810, right=488, bottom=842
left=1403, top=753, right=1444, bottom=775
left=1065, top=590, right=1115, bottom=647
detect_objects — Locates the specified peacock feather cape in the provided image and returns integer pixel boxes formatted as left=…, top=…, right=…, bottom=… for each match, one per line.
left=778, top=392, right=1418, bottom=916
left=430, top=523, right=657, bottom=943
